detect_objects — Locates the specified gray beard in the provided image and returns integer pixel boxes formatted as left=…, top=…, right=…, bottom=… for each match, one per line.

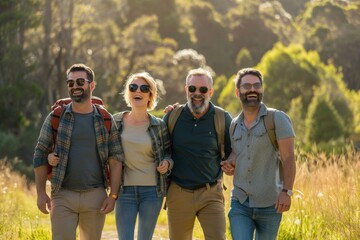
left=187, top=95, right=209, bottom=115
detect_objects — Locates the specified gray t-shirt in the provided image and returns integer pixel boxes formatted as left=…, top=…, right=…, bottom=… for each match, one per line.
left=231, top=103, right=295, bottom=207
left=62, top=112, right=103, bottom=190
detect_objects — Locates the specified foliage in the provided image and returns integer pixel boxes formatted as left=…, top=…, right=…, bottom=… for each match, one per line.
left=0, top=160, right=51, bottom=239
left=212, top=75, right=229, bottom=106
left=227, top=1, right=279, bottom=67
left=217, top=75, right=240, bottom=117
left=1, top=0, right=360, bottom=172
left=278, top=0, right=307, bottom=16
left=187, top=1, right=234, bottom=75
left=235, top=48, right=254, bottom=69
left=287, top=97, right=305, bottom=146
left=257, top=43, right=321, bottom=112
left=305, top=88, right=345, bottom=144
left=300, top=0, right=360, bottom=90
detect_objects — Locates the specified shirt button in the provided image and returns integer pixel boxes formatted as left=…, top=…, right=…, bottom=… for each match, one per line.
left=194, top=124, right=197, bottom=127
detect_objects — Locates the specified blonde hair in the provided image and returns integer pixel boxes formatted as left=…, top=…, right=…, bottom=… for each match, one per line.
left=122, top=72, right=158, bottom=110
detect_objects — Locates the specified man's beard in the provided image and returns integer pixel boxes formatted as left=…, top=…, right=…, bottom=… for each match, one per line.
left=69, top=87, right=90, bottom=103
left=187, top=94, right=210, bottom=115
left=240, top=91, right=263, bottom=109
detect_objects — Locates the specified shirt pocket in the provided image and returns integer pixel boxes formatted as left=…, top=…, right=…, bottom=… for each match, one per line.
left=232, top=128, right=244, bottom=155
left=253, top=124, right=270, bottom=149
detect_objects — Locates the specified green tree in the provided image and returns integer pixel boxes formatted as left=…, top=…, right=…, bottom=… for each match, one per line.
left=305, top=88, right=345, bottom=144
left=257, top=43, right=320, bottom=112
left=212, top=75, right=228, bottom=106
left=188, top=1, right=233, bottom=75
left=227, top=1, right=278, bottom=67
left=287, top=97, right=305, bottom=145
left=217, top=75, right=240, bottom=116
left=278, top=0, right=307, bottom=16
left=235, top=48, right=254, bottom=69
left=299, top=0, right=360, bottom=89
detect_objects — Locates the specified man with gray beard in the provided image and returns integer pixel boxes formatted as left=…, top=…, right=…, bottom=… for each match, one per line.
left=163, top=68, right=232, bottom=240
left=221, top=68, right=296, bottom=240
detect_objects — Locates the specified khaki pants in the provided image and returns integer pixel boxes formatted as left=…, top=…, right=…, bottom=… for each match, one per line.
left=50, top=188, right=107, bottom=240
left=166, top=182, right=226, bottom=240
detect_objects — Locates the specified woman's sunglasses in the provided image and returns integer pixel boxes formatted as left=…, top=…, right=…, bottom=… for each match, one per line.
left=188, top=85, right=209, bottom=94
left=129, top=84, right=150, bottom=93
left=66, top=78, right=91, bottom=87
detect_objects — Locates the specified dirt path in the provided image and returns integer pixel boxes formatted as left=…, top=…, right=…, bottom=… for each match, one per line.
left=101, top=224, right=169, bottom=240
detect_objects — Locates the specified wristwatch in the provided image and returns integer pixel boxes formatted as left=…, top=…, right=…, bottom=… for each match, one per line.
left=282, top=189, right=293, bottom=197
left=110, top=194, right=118, bottom=200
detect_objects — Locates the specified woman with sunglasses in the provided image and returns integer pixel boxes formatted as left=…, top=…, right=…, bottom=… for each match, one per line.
left=113, top=72, right=173, bottom=240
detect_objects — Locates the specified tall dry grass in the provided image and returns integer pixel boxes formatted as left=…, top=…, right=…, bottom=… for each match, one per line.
left=1, top=148, right=360, bottom=239
left=0, top=159, right=51, bottom=239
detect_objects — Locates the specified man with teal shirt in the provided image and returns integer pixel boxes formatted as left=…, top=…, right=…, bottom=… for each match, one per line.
left=163, top=68, right=232, bottom=240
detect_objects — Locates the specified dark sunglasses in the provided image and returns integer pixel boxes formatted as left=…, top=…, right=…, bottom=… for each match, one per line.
left=129, top=84, right=150, bottom=93
left=188, top=85, right=209, bottom=94
left=66, top=78, right=91, bottom=87
left=240, top=82, right=262, bottom=91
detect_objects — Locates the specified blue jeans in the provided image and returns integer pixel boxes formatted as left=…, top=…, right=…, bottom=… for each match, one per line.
left=228, top=198, right=282, bottom=240
left=115, top=186, right=163, bottom=240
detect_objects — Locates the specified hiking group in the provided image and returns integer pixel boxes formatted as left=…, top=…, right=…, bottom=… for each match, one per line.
left=33, top=63, right=296, bottom=240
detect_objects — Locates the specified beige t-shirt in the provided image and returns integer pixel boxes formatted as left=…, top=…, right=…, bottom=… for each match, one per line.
left=121, top=122, right=156, bottom=186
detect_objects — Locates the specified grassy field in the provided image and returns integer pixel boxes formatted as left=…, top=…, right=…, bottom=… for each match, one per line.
left=1, top=147, right=359, bottom=239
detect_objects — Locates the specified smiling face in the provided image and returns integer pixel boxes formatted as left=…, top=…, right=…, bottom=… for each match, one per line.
left=186, top=75, right=213, bottom=115
left=67, top=71, right=93, bottom=103
left=236, top=74, right=263, bottom=110
left=128, top=77, right=151, bottom=109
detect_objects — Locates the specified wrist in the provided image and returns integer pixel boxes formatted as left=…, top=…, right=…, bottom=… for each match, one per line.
left=282, top=188, right=293, bottom=197
left=110, top=193, right=118, bottom=200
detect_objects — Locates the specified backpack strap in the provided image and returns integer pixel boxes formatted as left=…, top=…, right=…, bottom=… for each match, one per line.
left=167, top=104, right=226, bottom=160
left=263, top=108, right=278, bottom=151
left=94, top=104, right=112, bottom=134
left=51, top=106, right=66, bottom=145
left=263, top=108, right=284, bottom=179
left=167, top=105, right=184, bottom=135
left=214, top=106, right=225, bottom=160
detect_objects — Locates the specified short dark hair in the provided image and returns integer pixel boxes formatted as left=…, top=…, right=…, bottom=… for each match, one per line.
left=234, top=68, right=263, bottom=89
left=66, top=63, right=95, bottom=82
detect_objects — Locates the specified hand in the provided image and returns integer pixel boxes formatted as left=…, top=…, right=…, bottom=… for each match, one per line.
left=100, top=196, right=116, bottom=214
left=157, top=160, right=169, bottom=174
left=220, top=159, right=235, bottom=176
left=275, top=192, right=291, bottom=213
left=163, top=103, right=179, bottom=113
left=37, top=192, right=51, bottom=214
left=48, top=153, right=59, bottom=166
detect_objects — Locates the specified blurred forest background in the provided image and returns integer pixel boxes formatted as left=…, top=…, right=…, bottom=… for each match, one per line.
left=1, top=0, right=360, bottom=179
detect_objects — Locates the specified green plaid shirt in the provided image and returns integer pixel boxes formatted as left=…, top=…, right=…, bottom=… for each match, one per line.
left=33, top=104, right=122, bottom=194
left=113, top=111, right=173, bottom=197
